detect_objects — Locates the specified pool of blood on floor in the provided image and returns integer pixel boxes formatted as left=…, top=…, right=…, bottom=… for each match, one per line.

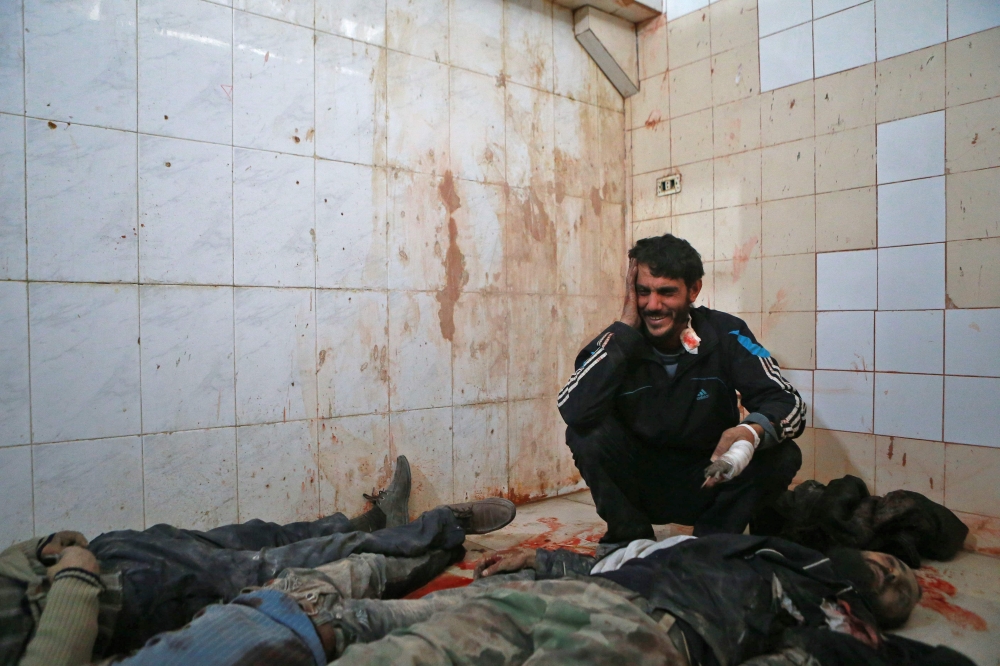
left=915, top=567, right=988, bottom=632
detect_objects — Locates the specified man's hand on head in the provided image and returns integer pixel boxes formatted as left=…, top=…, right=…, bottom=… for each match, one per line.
left=46, top=546, right=99, bottom=581
left=619, top=258, right=641, bottom=329
left=473, top=549, right=537, bottom=579
left=710, top=424, right=763, bottom=462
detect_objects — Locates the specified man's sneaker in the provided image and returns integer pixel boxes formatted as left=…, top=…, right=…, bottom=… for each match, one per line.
left=445, top=497, right=516, bottom=535
left=363, top=455, right=411, bottom=528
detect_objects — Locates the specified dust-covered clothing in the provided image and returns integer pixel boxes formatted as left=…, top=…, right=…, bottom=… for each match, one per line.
left=0, top=508, right=464, bottom=664
left=0, top=538, right=122, bottom=666
left=90, top=506, right=464, bottom=655
left=333, top=576, right=689, bottom=666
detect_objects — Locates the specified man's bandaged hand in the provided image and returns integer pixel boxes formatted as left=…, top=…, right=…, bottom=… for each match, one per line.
left=702, top=439, right=755, bottom=488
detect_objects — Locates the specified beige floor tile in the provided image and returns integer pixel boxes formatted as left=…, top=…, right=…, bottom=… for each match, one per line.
left=562, top=489, right=596, bottom=506
left=946, top=167, right=1000, bottom=241
left=713, top=96, right=761, bottom=157
left=761, top=310, right=816, bottom=370
left=762, top=195, right=815, bottom=256
left=714, top=150, right=762, bottom=207
left=711, top=43, right=759, bottom=106
left=668, top=10, right=710, bottom=70
left=762, top=137, right=815, bottom=201
left=762, top=79, right=815, bottom=147
left=470, top=495, right=603, bottom=553
left=946, top=237, right=1000, bottom=308
left=709, top=0, right=757, bottom=54
left=946, top=27, right=1000, bottom=108
left=814, top=428, right=876, bottom=488
left=815, top=64, right=876, bottom=135
left=874, top=435, right=945, bottom=504
left=891, top=551, right=1000, bottom=665
left=946, top=96, right=1000, bottom=174
left=952, top=511, right=1000, bottom=557
left=763, top=252, right=815, bottom=313
left=815, top=125, right=876, bottom=193
left=670, top=58, right=714, bottom=117
left=875, top=44, right=945, bottom=124
left=945, top=442, right=1000, bottom=518
left=815, top=186, right=877, bottom=251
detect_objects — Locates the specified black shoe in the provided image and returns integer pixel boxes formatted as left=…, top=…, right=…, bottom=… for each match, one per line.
left=363, top=455, right=411, bottom=528
left=445, top=498, right=516, bottom=535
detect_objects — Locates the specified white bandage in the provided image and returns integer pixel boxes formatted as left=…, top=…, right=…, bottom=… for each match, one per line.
left=737, top=423, right=761, bottom=448
left=717, top=439, right=755, bottom=480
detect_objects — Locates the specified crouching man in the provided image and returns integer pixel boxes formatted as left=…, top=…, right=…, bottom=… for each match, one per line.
left=559, top=234, right=806, bottom=548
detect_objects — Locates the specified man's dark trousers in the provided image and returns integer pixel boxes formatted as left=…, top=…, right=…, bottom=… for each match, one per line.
left=567, top=414, right=802, bottom=544
left=89, top=507, right=465, bottom=655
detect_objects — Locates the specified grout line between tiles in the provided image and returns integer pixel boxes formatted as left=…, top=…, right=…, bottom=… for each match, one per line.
left=135, top=0, right=146, bottom=529
left=20, top=0, right=36, bottom=538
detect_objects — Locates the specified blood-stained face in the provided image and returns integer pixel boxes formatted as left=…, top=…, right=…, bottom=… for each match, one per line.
left=862, top=551, right=921, bottom=623
left=634, top=263, right=701, bottom=341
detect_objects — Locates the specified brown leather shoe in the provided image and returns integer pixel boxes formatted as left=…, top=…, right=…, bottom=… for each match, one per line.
left=445, top=497, right=516, bottom=535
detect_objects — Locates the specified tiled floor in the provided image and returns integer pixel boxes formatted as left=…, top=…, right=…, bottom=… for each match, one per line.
left=406, top=490, right=1000, bottom=666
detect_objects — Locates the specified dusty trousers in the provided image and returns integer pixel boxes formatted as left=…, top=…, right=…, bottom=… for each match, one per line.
left=566, top=413, right=801, bottom=544
left=88, top=506, right=465, bottom=655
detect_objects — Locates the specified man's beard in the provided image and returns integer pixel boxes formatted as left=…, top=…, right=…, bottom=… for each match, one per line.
left=641, top=304, right=691, bottom=340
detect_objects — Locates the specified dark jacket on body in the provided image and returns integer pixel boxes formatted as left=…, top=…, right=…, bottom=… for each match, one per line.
left=534, top=534, right=973, bottom=666
left=558, top=307, right=806, bottom=451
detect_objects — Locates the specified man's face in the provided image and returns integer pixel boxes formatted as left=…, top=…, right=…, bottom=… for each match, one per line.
left=861, top=551, right=921, bottom=621
left=634, top=263, right=701, bottom=339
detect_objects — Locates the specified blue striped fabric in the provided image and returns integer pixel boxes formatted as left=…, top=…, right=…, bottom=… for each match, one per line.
left=112, top=589, right=325, bottom=666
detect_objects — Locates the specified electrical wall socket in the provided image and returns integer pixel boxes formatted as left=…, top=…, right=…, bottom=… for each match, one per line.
left=656, top=174, right=681, bottom=196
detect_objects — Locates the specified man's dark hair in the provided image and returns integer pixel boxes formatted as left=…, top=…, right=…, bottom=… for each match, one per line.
left=628, top=234, right=704, bottom=288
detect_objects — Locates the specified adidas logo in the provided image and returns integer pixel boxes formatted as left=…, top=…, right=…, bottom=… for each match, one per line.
left=696, top=389, right=710, bottom=401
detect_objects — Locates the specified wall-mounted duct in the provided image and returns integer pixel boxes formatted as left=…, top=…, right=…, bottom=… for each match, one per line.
left=574, top=6, right=641, bottom=98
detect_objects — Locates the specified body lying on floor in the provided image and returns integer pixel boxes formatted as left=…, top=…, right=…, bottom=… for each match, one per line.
left=0, top=451, right=974, bottom=666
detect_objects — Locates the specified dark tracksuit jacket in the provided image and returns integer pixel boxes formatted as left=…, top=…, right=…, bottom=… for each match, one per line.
left=557, top=306, right=807, bottom=453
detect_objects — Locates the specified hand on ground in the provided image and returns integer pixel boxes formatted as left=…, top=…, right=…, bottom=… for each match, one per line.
left=473, top=549, right=537, bottom=579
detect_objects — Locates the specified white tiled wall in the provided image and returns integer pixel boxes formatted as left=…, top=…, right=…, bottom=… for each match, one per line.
left=0, top=0, right=624, bottom=545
